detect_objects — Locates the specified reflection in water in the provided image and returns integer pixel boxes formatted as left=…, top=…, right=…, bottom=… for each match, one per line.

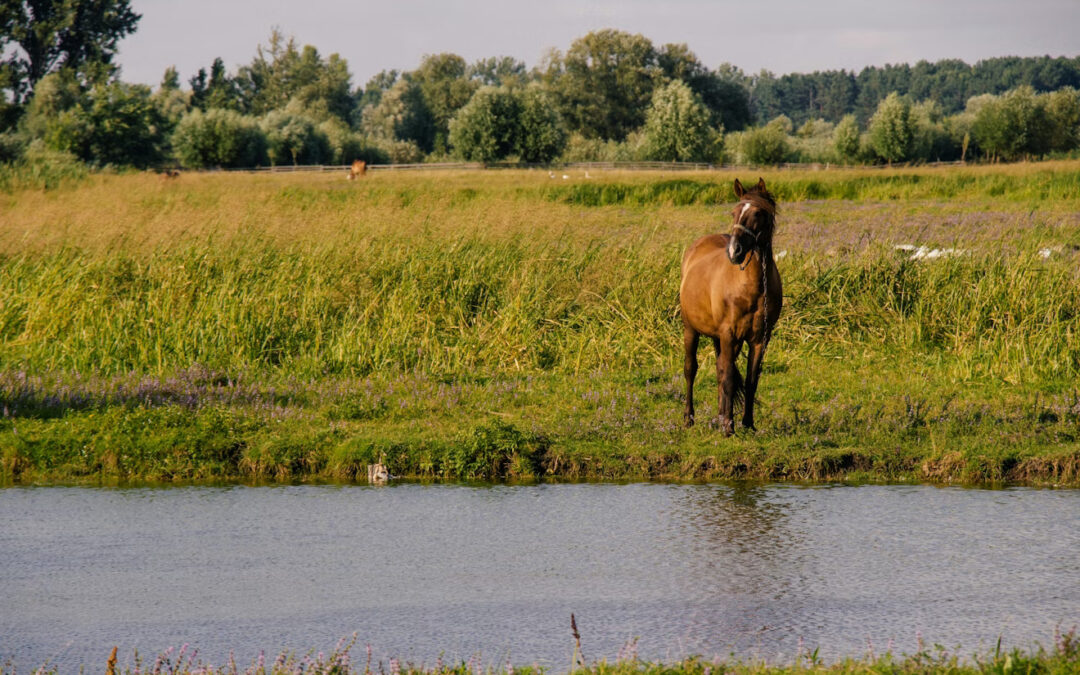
left=1, top=483, right=1078, bottom=671
left=659, top=484, right=802, bottom=658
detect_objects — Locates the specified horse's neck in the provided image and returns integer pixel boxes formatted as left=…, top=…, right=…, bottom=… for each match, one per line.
left=757, top=233, right=775, bottom=263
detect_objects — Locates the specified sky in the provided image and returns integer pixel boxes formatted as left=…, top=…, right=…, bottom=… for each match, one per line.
left=116, top=0, right=1080, bottom=89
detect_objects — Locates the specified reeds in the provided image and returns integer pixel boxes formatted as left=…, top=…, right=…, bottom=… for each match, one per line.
left=1, top=232, right=1077, bottom=383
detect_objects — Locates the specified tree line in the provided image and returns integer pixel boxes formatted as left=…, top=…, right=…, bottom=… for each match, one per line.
left=751, top=55, right=1080, bottom=127
left=1, top=0, right=1078, bottom=169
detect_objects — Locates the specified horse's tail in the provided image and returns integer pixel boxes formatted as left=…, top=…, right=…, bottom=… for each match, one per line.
left=731, top=362, right=745, bottom=410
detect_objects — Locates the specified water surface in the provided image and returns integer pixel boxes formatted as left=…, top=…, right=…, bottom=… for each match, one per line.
left=2, top=483, right=1078, bottom=670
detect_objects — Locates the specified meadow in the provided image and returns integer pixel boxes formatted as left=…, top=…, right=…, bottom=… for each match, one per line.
left=2, top=161, right=1080, bottom=485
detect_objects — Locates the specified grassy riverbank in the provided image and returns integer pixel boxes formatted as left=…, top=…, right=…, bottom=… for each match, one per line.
left=3, top=163, right=1080, bottom=485
left=8, top=629, right=1080, bottom=674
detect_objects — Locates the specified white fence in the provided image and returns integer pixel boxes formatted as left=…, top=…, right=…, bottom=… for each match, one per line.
left=234, top=159, right=967, bottom=174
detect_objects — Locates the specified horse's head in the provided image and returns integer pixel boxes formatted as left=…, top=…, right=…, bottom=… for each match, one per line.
left=727, top=177, right=777, bottom=266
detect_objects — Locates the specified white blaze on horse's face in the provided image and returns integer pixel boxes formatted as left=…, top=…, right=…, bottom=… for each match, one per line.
left=728, top=202, right=752, bottom=261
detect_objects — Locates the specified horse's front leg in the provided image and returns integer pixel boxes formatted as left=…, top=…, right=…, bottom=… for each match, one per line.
left=682, top=325, right=700, bottom=427
left=742, top=340, right=766, bottom=430
left=713, top=337, right=739, bottom=436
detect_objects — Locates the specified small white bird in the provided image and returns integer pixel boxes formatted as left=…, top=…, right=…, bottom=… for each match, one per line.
left=562, top=174, right=569, bottom=180
left=549, top=171, right=555, bottom=178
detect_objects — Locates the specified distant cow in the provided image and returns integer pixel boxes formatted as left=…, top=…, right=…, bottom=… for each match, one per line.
left=159, top=168, right=181, bottom=180
left=347, top=160, right=367, bottom=180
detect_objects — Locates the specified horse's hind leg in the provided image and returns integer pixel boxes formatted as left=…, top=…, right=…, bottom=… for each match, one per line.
left=682, top=325, right=700, bottom=427
left=713, top=337, right=739, bottom=436
left=742, top=340, right=766, bottom=430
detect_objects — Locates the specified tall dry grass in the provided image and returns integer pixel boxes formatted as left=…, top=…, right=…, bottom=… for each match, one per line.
left=1, top=164, right=1079, bottom=383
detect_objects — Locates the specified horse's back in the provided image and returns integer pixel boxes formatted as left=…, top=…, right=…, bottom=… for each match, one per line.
left=681, top=234, right=729, bottom=275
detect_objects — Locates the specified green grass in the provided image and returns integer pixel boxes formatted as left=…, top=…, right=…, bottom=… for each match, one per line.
left=548, top=166, right=1080, bottom=205
left=2, top=163, right=1080, bottom=485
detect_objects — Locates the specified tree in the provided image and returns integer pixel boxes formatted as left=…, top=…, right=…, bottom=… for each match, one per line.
left=1041, top=87, right=1080, bottom=153
left=234, top=30, right=354, bottom=123
left=261, top=106, right=331, bottom=165
left=171, top=108, right=266, bottom=168
left=641, top=80, right=716, bottom=162
left=357, top=69, right=398, bottom=110
left=318, top=118, right=387, bottom=165
left=448, top=84, right=566, bottom=163
left=412, top=53, right=478, bottom=153
left=469, top=56, right=527, bottom=87
left=868, top=92, right=913, bottom=163
left=516, top=85, right=566, bottom=163
left=818, top=71, right=857, bottom=121
left=448, top=86, right=520, bottom=162
left=910, top=99, right=958, bottom=161
left=545, top=29, right=659, bottom=140
left=20, top=70, right=83, bottom=139
left=290, top=50, right=353, bottom=122
left=82, top=81, right=165, bottom=166
left=360, top=77, right=434, bottom=152
left=832, top=114, right=860, bottom=162
left=153, top=67, right=190, bottom=131
left=28, top=78, right=165, bottom=167
left=1, top=0, right=140, bottom=104
left=160, top=66, right=180, bottom=91
left=971, top=86, right=1051, bottom=161
left=657, top=43, right=751, bottom=132
left=190, top=57, right=240, bottom=111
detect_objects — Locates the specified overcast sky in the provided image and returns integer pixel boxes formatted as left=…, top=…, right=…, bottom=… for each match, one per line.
left=117, top=0, right=1080, bottom=89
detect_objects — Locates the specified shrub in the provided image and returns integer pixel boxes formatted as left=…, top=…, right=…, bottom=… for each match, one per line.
left=374, top=138, right=424, bottom=164
left=26, top=79, right=166, bottom=168
left=0, top=140, right=87, bottom=192
left=910, top=100, right=960, bottom=162
left=318, top=120, right=389, bottom=165
left=447, top=420, right=546, bottom=479
left=0, top=132, right=28, bottom=163
left=790, top=118, right=836, bottom=163
left=171, top=108, right=267, bottom=168
left=740, top=117, right=792, bottom=165
left=261, top=109, right=332, bottom=166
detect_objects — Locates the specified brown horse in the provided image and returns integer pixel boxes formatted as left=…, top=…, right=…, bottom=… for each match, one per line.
left=680, top=177, right=782, bottom=434
left=347, top=160, right=367, bottom=180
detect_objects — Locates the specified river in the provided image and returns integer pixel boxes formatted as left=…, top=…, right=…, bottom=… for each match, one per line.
left=2, top=482, right=1078, bottom=671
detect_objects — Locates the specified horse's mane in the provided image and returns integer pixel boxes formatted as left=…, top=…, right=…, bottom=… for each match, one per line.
left=740, top=189, right=777, bottom=216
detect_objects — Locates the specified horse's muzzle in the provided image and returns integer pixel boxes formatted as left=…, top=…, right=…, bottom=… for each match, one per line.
left=728, top=237, right=748, bottom=265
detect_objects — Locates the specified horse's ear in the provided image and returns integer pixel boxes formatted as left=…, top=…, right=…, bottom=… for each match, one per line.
left=757, top=177, right=767, bottom=191
left=733, top=178, right=745, bottom=198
